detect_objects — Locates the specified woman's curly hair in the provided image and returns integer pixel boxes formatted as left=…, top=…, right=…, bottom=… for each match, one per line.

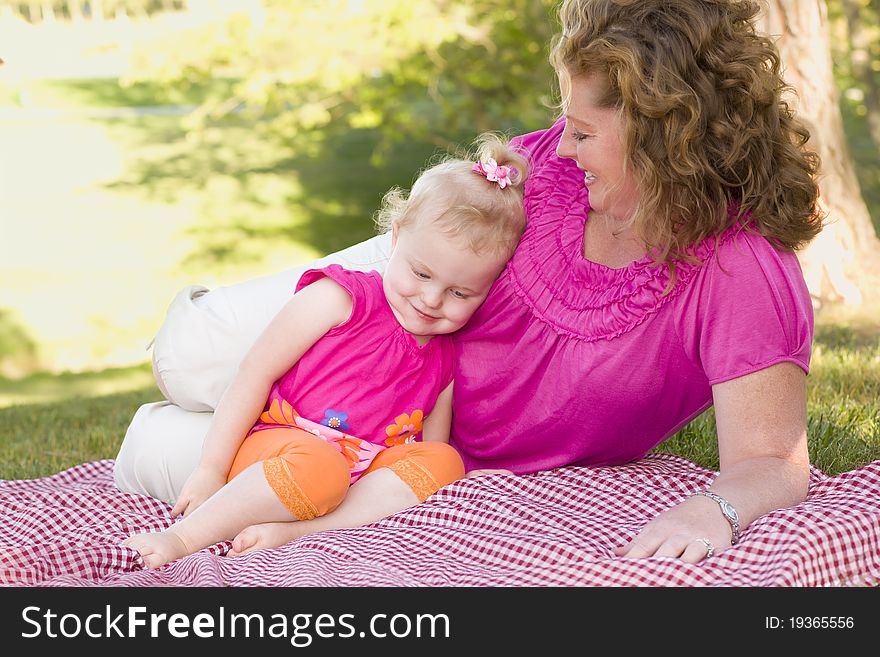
left=551, top=0, right=823, bottom=273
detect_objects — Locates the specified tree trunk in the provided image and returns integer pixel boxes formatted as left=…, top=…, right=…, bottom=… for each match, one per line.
left=757, top=0, right=880, bottom=312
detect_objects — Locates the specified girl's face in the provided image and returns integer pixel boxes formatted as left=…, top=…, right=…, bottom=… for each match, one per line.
left=555, top=74, right=641, bottom=221
left=383, top=220, right=508, bottom=344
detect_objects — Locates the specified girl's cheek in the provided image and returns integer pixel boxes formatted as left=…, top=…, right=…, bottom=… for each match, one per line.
left=394, top=276, right=416, bottom=297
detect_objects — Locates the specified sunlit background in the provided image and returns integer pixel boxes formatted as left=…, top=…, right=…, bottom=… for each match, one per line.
left=1, top=0, right=879, bottom=406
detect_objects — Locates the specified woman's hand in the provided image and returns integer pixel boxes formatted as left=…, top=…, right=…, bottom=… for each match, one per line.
left=612, top=495, right=733, bottom=563
left=616, top=363, right=811, bottom=563
left=170, top=465, right=228, bottom=518
left=465, top=468, right=514, bottom=478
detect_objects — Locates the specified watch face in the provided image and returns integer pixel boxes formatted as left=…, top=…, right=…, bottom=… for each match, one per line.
left=721, top=501, right=738, bottom=521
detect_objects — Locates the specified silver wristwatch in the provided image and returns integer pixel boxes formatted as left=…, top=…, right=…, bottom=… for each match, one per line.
left=691, top=490, right=741, bottom=545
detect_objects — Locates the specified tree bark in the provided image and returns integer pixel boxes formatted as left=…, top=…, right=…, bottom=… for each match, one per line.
left=757, top=0, right=880, bottom=311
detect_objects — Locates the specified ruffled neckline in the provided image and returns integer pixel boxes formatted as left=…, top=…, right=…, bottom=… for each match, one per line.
left=506, top=155, right=736, bottom=342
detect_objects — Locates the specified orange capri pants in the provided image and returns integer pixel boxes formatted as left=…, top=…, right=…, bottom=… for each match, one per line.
left=227, top=427, right=465, bottom=521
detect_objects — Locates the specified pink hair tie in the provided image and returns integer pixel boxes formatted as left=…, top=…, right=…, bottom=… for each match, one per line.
left=472, top=158, right=519, bottom=189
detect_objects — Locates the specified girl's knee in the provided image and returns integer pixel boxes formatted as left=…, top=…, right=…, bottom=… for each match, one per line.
left=412, top=442, right=466, bottom=485
left=271, top=439, right=351, bottom=519
left=380, top=442, right=465, bottom=502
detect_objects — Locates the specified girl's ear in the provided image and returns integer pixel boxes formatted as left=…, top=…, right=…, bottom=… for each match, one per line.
left=391, top=221, right=399, bottom=249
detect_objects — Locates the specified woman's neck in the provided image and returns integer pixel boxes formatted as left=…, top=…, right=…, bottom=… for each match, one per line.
left=582, top=211, right=647, bottom=268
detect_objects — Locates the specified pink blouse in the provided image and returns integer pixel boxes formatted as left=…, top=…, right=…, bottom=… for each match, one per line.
left=449, top=120, right=813, bottom=474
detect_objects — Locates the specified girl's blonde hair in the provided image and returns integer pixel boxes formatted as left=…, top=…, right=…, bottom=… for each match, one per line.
left=374, top=133, right=530, bottom=258
left=551, top=0, right=823, bottom=279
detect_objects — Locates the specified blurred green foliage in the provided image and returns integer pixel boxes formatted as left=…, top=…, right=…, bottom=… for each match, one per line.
left=118, top=0, right=878, bottom=236
left=0, top=310, right=38, bottom=377
left=111, top=0, right=562, bottom=265
left=124, top=0, right=560, bottom=161
left=827, top=0, right=880, bottom=235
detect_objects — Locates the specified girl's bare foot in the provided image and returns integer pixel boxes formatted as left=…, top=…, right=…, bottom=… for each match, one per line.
left=122, top=530, right=190, bottom=569
left=228, top=522, right=305, bottom=556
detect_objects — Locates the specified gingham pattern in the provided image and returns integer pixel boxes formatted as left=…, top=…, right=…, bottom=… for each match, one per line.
left=2, top=455, right=878, bottom=587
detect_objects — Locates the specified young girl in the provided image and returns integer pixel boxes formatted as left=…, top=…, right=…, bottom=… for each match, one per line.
left=122, top=134, right=529, bottom=568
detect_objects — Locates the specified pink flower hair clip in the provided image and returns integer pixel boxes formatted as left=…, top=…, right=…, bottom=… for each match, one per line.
left=472, top=158, right=519, bottom=189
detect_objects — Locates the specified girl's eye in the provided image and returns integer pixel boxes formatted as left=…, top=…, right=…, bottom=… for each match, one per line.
left=413, top=270, right=430, bottom=279
left=451, top=290, right=468, bottom=299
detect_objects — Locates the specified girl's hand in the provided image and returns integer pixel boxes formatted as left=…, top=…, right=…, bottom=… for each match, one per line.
left=170, top=465, right=228, bottom=518
left=465, top=468, right=515, bottom=478
left=612, top=495, right=733, bottom=563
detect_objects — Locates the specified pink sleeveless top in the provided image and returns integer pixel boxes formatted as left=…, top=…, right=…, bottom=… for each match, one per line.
left=449, top=119, right=814, bottom=473
left=250, top=265, right=456, bottom=482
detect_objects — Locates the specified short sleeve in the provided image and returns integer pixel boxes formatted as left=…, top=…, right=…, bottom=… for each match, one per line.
left=295, top=264, right=384, bottom=336
left=676, top=231, right=814, bottom=386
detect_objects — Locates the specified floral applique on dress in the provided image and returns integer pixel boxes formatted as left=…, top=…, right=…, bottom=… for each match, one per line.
left=321, top=409, right=350, bottom=431
left=259, top=398, right=299, bottom=426
left=384, top=410, right=423, bottom=446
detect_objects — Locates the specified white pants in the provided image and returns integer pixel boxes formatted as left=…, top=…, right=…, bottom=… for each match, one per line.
left=113, top=233, right=392, bottom=504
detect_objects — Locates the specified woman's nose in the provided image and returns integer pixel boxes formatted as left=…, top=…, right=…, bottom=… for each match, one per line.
left=556, top=126, right=575, bottom=160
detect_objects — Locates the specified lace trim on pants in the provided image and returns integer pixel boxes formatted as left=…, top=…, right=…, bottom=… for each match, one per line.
left=388, top=458, right=439, bottom=503
left=262, top=457, right=318, bottom=521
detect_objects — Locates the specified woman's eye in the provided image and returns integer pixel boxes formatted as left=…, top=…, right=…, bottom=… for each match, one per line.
left=572, top=130, right=593, bottom=142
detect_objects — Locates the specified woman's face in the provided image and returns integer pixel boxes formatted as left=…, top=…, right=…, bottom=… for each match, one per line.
left=556, top=74, right=640, bottom=221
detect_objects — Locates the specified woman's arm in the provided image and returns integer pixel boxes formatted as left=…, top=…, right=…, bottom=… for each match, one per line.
left=695, top=360, right=810, bottom=539
left=172, top=277, right=353, bottom=516
left=615, top=361, right=810, bottom=561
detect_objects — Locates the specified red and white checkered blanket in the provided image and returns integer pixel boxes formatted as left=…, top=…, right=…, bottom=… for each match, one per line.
left=2, top=454, right=879, bottom=586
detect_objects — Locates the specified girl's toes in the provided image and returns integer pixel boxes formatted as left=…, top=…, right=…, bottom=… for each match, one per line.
left=230, top=528, right=259, bottom=556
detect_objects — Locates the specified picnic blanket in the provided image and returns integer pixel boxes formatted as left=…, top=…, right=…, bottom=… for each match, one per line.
left=1, top=454, right=879, bottom=587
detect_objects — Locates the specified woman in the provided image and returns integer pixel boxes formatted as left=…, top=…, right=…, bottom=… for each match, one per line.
left=115, top=0, right=821, bottom=563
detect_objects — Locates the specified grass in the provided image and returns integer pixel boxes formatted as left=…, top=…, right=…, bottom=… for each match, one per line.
left=0, top=316, right=877, bottom=481
left=0, top=384, right=162, bottom=481
left=0, top=362, right=155, bottom=409
left=656, top=318, right=880, bottom=475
